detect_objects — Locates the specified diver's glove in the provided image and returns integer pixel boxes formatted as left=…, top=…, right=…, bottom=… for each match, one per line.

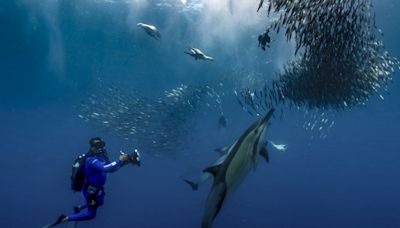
left=119, top=149, right=141, bottom=166
left=119, top=151, right=129, bottom=164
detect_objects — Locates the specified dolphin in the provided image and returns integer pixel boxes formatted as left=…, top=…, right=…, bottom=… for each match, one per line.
left=201, top=108, right=274, bottom=228
left=184, top=47, right=214, bottom=61
left=137, top=23, right=161, bottom=40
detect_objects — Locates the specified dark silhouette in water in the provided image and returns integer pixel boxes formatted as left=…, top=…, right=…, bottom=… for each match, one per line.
left=258, top=29, right=271, bottom=51
left=257, top=0, right=264, bottom=12
left=218, top=112, right=227, bottom=128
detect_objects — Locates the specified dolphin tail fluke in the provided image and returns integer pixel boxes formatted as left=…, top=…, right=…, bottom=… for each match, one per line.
left=183, top=179, right=199, bottom=191
left=260, top=147, right=270, bottom=163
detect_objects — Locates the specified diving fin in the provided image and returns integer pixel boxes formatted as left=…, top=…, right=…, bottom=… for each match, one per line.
left=260, top=147, right=270, bottom=163
left=42, top=214, right=67, bottom=228
left=183, top=179, right=199, bottom=191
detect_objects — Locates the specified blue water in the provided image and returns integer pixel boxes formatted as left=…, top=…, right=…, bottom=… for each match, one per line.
left=1, top=0, right=399, bottom=227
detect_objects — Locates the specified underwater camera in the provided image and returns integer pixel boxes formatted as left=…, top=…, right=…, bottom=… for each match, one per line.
left=120, top=149, right=141, bottom=166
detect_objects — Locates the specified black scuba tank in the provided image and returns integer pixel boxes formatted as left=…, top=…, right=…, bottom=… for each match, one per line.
left=71, top=154, right=87, bottom=192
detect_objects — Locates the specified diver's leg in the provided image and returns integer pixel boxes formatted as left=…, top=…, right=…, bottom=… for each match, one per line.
left=66, top=188, right=97, bottom=221
left=68, top=187, right=104, bottom=221
left=67, top=208, right=97, bottom=221
left=73, top=204, right=87, bottom=214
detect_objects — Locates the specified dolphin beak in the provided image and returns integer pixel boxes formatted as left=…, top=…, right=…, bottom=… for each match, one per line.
left=259, top=108, right=275, bottom=128
left=256, top=109, right=275, bottom=143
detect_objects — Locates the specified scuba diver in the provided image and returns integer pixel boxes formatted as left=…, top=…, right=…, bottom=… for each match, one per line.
left=258, top=29, right=271, bottom=51
left=43, top=137, right=141, bottom=227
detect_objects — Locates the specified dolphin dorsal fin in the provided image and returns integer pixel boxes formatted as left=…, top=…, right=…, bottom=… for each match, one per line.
left=260, top=147, right=270, bottom=163
left=203, top=164, right=222, bottom=176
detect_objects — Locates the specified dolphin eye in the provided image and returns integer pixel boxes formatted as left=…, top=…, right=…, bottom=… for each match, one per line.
left=254, top=129, right=258, bottom=134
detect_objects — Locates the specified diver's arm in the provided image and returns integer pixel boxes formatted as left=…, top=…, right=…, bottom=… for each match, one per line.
left=103, top=160, right=123, bottom=172
left=87, top=157, right=123, bottom=173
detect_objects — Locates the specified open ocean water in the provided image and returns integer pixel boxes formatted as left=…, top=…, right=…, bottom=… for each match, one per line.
left=0, top=0, right=399, bottom=227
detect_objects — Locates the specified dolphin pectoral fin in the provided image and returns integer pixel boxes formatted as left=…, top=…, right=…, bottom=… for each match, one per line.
left=183, top=179, right=199, bottom=191
left=203, top=164, right=222, bottom=177
left=260, top=147, right=269, bottom=163
left=215, top=146, right=229, bottom=156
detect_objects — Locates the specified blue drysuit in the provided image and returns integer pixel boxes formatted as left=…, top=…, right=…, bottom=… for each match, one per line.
left=68, top=155, right=123, bottom=221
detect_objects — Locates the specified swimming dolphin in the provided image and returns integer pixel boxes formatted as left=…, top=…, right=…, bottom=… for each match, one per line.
left=184, top=47, right=214, bottom=61
left=201, top=108, right=274, bottom=228
left=137, top=23, right=161, bottom=40
left=184, top=140, right=276, bottom=191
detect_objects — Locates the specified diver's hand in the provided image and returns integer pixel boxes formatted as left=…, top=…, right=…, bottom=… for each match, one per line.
left=119, top=151, right=129, bottom=162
